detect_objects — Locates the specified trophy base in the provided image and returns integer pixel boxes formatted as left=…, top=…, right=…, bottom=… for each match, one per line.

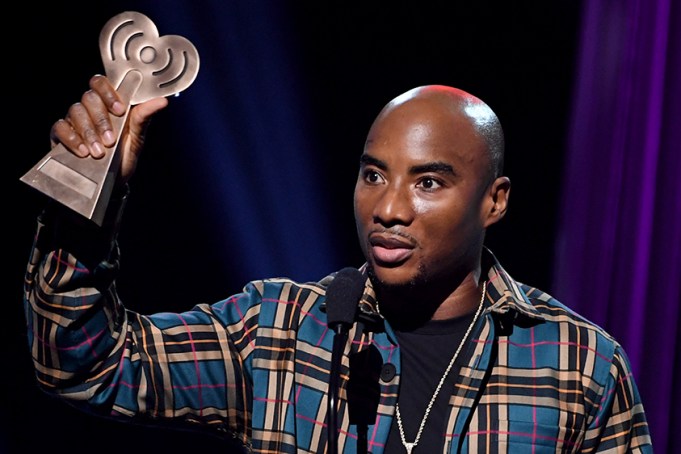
left=20, top=70, right=142, bottom=226
left=20, top=146, right=118, bottom=226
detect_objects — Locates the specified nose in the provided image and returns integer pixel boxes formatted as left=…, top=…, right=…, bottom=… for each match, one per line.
left=372, top=182, right=414, bottom=226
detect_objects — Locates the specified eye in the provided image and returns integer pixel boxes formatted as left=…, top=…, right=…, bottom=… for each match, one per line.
left=363, top=169, right=384, bottom=184
left=417, top=177, right=444, bottom=191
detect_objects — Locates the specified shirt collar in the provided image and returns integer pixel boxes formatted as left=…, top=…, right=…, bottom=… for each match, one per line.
left=482, top=247, right=544, bottom=323
left=351, top=247, right=545, bottom=325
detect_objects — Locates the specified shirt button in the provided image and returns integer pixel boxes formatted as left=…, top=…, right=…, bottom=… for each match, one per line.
left=380, top=363, right=396, bottom=382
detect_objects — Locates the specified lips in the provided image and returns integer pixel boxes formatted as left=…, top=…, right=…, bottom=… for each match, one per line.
left=369, top=233, right=415, bottom=265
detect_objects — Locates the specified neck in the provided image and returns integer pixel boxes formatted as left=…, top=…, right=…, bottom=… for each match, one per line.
left=374, top=268, right=483, bottom=330
left=430, top=274, right=483, bottom=320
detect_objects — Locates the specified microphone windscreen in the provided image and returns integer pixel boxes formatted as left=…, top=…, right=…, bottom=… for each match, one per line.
left=325, top=267, right=365, bottom=329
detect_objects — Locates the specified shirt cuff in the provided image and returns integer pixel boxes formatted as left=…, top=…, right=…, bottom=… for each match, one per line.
left=40, top=184, right=129, bottom=270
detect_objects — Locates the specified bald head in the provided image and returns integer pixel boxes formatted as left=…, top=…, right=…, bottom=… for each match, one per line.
left=372, top=85, right=505, bottom=181
left=355, top=84, right=512, bottom=309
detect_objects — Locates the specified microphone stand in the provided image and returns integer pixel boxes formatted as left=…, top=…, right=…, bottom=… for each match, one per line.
left=324, top=267, right=364, bottom=454
left=356, top=425, right=368, bottom=454
left=327, top=325, right=347, bottom=454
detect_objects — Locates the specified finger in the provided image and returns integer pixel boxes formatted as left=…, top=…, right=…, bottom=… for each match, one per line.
left=81, top=88, right=117, bottom=148
left=50, top=118, right=90, bottom=158
left=89, top=74, right=126, bottom=116
left=66, top=101, right=105, bottom=159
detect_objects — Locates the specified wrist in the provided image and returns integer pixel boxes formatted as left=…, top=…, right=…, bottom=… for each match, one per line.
left=43, top=183, right=130, bottom=269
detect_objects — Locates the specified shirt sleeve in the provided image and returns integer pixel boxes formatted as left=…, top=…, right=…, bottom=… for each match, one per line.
left=22, top=202, right=258, bottom=442
left=582, top=345, right=653, bottom=452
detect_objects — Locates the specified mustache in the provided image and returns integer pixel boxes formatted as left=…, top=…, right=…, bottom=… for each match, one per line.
left=369, top=227, right=418, bottom=245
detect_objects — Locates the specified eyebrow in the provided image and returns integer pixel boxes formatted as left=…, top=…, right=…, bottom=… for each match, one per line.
left=359, top=154, right=387, bottom=170
left=360, top=153, right=457, bottom=177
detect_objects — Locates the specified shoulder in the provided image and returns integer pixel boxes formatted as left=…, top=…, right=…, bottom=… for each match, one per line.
left=246, top=267, right=363, bottom=301
left=247, top=275, right=328, bottom=299
left=520, top=283, right=609, bottom=330
left=516, top=282, right=622, bottom=359
left=235, top=270, right=345, bottom=314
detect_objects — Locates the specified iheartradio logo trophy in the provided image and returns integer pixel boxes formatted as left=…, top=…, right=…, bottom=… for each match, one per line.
left=21, top=11, right=200, bottom=225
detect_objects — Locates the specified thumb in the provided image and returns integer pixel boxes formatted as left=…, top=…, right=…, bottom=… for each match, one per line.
left=124, top=97, right=170, bottom=158
left=128, top=97, right=170, bottom=139
left=117, top=97, right=170, bottom=184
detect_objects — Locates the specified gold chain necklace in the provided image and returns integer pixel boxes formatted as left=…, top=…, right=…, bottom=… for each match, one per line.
left=394, top=281, right=487, bottom=454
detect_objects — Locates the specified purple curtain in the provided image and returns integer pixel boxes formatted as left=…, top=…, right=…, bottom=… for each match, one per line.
left=552, top=0, right=681, bottom=451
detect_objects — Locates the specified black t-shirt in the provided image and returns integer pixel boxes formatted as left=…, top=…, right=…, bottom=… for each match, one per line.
left=384, top=313, right=476, bottom=453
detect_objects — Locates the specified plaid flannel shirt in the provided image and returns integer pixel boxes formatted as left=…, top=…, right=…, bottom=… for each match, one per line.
left=23, top=212, right=652, bottom=453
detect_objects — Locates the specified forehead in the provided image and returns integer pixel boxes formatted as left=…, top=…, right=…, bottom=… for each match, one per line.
left=364, top=97, right=489, bottom=170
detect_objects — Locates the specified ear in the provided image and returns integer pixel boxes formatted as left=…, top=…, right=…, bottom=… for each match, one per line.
left=482, top=176, right=511, bottom=228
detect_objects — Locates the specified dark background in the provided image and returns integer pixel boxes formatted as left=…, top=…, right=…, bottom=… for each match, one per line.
left=5, top=2, right=580, bottom=452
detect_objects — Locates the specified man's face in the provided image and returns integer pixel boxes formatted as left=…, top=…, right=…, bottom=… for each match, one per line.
left=353, top=98, right=493, bottom=290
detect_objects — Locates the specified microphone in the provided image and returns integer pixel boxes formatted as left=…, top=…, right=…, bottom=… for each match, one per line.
left=325, top=267, right=365, bottom=454
left=326, top=267, right=365, bottom=333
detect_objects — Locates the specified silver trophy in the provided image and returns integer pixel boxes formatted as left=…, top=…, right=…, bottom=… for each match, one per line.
left=21, top=11, right=200, bottom=225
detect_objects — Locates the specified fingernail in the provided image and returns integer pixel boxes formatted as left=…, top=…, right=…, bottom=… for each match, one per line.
left=112, top=101, right=125, bottom=115
left=78, top=144, right=90, bottom=157
left=91, top=142, right=105, bottom=158
left=103, top=130, right=115, bottom=144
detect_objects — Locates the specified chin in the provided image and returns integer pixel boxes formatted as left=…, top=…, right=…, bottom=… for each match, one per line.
left=367, top=262, right=424, bottom=290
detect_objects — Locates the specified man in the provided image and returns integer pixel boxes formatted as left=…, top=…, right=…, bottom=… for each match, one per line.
left=23, top=76, right=652, bottom=452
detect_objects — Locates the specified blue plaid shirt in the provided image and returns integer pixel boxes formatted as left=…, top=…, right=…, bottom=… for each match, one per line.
left=23, top=210, right=652, bottom=453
